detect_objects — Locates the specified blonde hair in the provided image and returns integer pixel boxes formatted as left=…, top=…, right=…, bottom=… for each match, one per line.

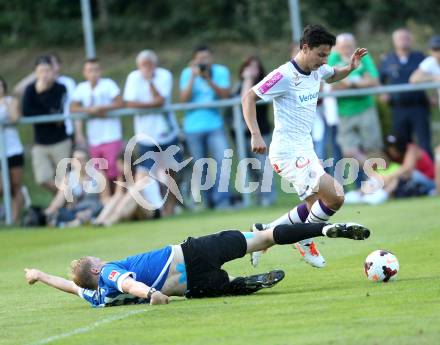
left=70, top=257, right=97, bottom=290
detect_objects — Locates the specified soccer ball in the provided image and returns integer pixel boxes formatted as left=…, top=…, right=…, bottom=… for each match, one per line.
left=364, top=250, right=399, bottom=282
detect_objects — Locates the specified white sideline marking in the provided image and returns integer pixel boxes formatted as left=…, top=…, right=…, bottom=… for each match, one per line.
left=29, top=309, right=149, bottom=345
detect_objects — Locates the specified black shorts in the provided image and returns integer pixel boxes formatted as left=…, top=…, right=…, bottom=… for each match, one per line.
left=181, top=230, right=247, bottom=298
left=7, top=154, right=24, bottom=168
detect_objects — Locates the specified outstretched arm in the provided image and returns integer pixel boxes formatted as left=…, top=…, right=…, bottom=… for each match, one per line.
left=24, top=268, right=80, bottom=296
left=241, top=89, right=267, bottom=154
left=410, top=68, right=440, bottom=83
left=121, top=277, right=170, bottom=305
left=326, top=48, right=369, bottom=83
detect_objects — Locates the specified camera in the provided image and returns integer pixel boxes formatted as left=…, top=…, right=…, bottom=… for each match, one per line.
left=198, top=64, right=208, bottom=73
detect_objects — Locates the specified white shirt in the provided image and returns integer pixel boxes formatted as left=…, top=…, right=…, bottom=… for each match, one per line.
left=72, top=78, right=122, bottom=146
left=419, top=56, right=440, bottom=103
left=57, top=75, right=76, bottom=135
left=253, top=61, right=334, bottom=158
left=123, top=68, right=179, bottom=145
left=0, top=96, right=24, bottom=157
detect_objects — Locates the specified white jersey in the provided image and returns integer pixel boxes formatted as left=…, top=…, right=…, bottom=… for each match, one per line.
left=253, top=60, right=334, bottom=158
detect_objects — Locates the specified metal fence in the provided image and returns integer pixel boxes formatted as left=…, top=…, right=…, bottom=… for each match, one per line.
left=1, top=81, right=440, bottom=225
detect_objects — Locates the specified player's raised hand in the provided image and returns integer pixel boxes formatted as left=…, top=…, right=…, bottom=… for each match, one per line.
left=150, top=291, right=170, bottom=305
left=24, top=268, right=41, bottom=285
left=251, top=134, right=267, bottom=154
left=350, top=48, right=368, bottom=71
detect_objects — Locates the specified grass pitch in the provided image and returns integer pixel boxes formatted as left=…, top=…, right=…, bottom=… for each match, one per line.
left=1, top=197, right=440, bottom=345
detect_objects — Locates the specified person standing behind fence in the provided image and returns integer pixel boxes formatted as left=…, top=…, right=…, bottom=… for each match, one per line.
left=179, top=45, right=232, bottom=209
left=22, top=56, right=71, bottom=195
left=328, top=33, right=382, bottom=188
left=13, top=53, right=76, bottom=137
left=410, top=35, right=440, bottom=102
left=410, top=35, right=440, bottom=195
left=0, top=77, right=25, bottom=223
left=49, top=54, right=76, bottom=138
left=124, top=50, right=181, bottom=216
left=237, top=56, right=276, bottom=206
left=70, top=58, right=123, bottom=188
left=379, top=29, right=432, bottom=158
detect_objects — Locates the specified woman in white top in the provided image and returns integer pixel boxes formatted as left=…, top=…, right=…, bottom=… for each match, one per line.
left=0, top=76, right=25, bottom=223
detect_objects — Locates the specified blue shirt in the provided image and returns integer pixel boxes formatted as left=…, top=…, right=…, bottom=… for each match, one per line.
left=179, top=64, right=230, bottom=133
left=79, top=245, right=173, bottom=307
left=379, top=51, right=429, bottom=107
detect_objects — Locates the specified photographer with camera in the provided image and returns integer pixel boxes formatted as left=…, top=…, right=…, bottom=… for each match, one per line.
left=179, top=45, right=232, bottom=209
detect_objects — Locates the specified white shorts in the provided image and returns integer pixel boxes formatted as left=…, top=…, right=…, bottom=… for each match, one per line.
left=270, top=152, right=325, bottom=201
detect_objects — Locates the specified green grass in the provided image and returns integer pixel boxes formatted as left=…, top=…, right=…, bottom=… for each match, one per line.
left=1, top=197, right=440, bottom=345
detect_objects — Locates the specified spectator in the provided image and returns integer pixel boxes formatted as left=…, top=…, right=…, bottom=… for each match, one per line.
left=435, top=145, right=440, bottom=194
left=346, top=135, right=435, bottom=205
left=380, top=28, right=432, bottom=157
left=22, top=56, right=72, bottom=194
left=410, top=35, right=440, bottom=195
left=0, top=76, right=25, bottom=223
left=237, top=56, right=276, bottom=206
left=382, top=135, right=435, bottom=196
left=410, top=35, right=440, bottom=103
left=49, top=53, right=77, bottom=137
left=13, top=53, right=76, bottom=137
left=328, top=33, right=382, bottom=188
left=179, top=45, right=231, bottom=209
left=44, top=147, right=109, bottom=227
left=70, top=58, right=123, bottom=187
left=123, top=50, right=181, bottom=216
left=321, top=83, right=344, bottom=182
left=93, top=153, right=160, bottom=226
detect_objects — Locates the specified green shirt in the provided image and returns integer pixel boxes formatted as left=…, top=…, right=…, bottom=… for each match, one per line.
left=327, top=52, right=379, bottom=117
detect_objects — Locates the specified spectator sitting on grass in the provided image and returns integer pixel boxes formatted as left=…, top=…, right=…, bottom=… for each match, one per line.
left=44, top=147, right=109, bottom=228
left=93, top=152, right=161, bottom=227
left=345, top=135, right=435, bottom=205
left=382, top=135, right=436, bottom=196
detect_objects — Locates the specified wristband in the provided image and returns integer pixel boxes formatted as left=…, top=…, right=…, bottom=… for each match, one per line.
left=147, top=287, right=157, bottom=299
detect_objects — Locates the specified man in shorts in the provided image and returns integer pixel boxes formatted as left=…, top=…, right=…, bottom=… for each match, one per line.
left=328, top=33, right=382, bottom=189
left=24, top=222, right=369, bottom=307
left=242, top=24, right=368, bottom=268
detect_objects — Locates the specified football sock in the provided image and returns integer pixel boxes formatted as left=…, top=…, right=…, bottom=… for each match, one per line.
left=307, top=199, right=336, bottom=223
left=273, top=223, right=324, bottom=245
left=268, top=203, right=309, bottom=227
left=299, top=200, right=336, bottom=246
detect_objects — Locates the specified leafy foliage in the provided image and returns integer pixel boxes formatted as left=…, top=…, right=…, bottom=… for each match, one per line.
left=0, top=0, right=439, bottom=47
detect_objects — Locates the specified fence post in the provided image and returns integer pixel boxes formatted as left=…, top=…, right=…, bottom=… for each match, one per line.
left=232, top=103, right=251, bottom=207
left=0, top=124, right=13, bottom=225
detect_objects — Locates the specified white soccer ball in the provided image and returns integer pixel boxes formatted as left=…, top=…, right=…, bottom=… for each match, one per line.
left=364, top=250, right=399, bottom=282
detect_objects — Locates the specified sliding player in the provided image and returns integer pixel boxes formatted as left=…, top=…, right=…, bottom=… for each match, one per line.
left=25, top=222, right=369, bottom=307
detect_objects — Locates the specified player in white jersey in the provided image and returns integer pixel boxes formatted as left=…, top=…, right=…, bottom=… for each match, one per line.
left=242, top=24, right=368, bottom=268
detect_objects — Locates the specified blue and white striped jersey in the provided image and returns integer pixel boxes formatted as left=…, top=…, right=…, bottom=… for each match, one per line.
left=78, top=245, right=174, bottom=307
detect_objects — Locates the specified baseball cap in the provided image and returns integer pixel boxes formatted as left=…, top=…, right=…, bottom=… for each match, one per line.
left=429, top=35, right=440, bottom=50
